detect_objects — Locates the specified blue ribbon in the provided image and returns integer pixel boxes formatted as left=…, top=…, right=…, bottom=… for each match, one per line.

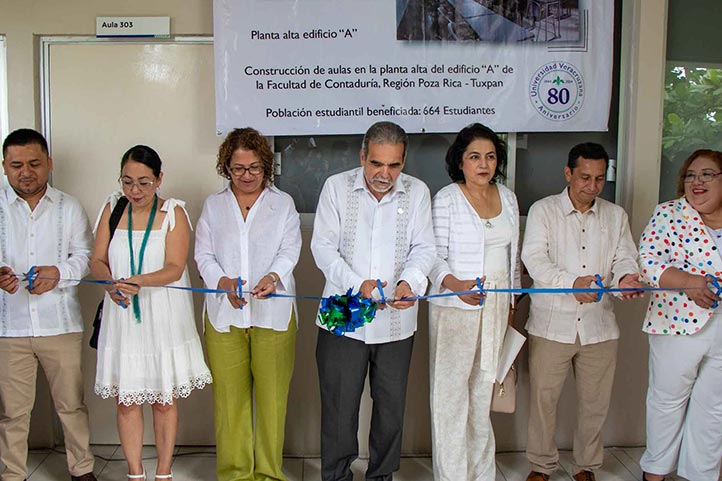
left=14, top=268, right=722, bottom=337
left=706, top=274, right=722, bottom=309
left=476, top=277, right=485, bottom=307
left=594, top=274, right=604, bottom=303
left=376, top=279, right=386, bottom=305
left=25, top=266, right=36, bottom=291
left=15, top=268, right=722, bottom=308
left=25, top=266, right=128, bottom=308
left=318, top=288, right=376, bottom=336
left=115, top=287, right=128, bottom=309
left=237, top=276, right=243, bottom=310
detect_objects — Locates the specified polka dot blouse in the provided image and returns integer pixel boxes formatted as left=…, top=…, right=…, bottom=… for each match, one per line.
left=639, top=197, right=721, bottom=335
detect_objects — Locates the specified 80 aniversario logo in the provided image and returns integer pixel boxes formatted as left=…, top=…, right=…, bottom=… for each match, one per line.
left=529, top=61, right=584, bottom=122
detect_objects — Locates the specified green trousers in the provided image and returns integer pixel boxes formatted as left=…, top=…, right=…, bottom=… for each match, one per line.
left=205, top=314, right=296, bottom=481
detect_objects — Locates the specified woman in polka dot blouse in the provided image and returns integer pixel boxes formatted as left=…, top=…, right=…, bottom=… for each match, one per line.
left=638, top=149, right=722, bottom=481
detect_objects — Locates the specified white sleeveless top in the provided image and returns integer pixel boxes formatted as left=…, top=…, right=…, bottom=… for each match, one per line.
left=481, top=203, right=513, bottom=277
left=93, top=193, right=212, bottom=405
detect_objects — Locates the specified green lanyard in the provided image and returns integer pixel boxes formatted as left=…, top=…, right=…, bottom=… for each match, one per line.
left=127, top=195, right=158, bottom=323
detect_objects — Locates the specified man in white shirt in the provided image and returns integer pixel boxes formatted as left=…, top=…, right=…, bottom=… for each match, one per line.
left=311, top=121, right=436, bottom=481
left=0, top=129, right=96, bottom=481
left=521, top=143, right=642, bottom=481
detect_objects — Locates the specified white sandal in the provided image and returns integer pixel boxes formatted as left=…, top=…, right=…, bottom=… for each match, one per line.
left=155, top=474, right=173, bottom=480
left=127, top=472, right=146, bottom=480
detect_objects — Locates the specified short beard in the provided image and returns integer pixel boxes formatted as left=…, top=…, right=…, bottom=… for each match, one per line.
left=368, top=176, right=392, bottom=194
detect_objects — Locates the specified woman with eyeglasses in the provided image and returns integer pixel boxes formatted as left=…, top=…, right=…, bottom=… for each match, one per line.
left=194, top=128, right=301, bottom=481
left=638, top=149, right=722, bottom=481
left=90, top=145, right=211, bottom=481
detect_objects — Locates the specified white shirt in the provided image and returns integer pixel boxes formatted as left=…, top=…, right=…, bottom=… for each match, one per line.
left=311, top=167, right=436, bottom=344
left=195, top=184, right=301, bottom=332
left=483, top=207, right=513, bottom=274
left=428, top=183, right=521, bottom=309
left=522, top=188, right=639, bottom=345
left=0, top=185, right=92, bottom=337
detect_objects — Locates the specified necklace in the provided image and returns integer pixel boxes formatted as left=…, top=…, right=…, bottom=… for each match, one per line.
left=459, top=183, right=498, bottom=229
left=235, top=190, right=262, bottom=213
left=127, top=195, right=158, bottom=323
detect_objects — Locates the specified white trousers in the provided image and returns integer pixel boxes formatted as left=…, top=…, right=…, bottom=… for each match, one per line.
left=640, top=314, right=722, bottom=481
left=429, top=279, right=509, bottom=481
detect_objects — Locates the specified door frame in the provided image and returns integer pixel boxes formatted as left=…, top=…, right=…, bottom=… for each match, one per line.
left=39, top=35, right=213, bottom=155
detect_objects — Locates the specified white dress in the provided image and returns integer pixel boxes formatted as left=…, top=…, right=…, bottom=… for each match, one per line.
left=94, top=194, right=212, bottom=406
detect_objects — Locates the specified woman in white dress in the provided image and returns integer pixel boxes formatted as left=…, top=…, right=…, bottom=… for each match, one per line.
left=90, top=145, right=211, bottom=481
left=428, top=123, right=521, bottom=481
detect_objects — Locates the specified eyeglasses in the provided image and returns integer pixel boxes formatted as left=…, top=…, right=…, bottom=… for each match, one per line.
left=682, top=171, right=722, bottom=183
left=228, top=165, right=263, bottom=176
left=119, top=177, right=156, bottom=190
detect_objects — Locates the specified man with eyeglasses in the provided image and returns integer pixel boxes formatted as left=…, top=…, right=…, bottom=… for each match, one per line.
left=0, top=129, right=96, bottom=481
left=521, top=142, right=643, bottom=481
left=311, top=121, right=436, bottom=481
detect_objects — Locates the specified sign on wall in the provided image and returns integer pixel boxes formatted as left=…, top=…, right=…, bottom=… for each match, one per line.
left=214, top=0, right=613, bottom=135
left=96, top=17, right=170, bottom=38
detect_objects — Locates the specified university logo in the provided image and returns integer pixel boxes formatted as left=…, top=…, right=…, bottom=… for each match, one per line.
left=529, top=61, right=585, bottom=122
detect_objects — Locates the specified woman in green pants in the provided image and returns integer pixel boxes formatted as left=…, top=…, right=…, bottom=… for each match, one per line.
left=195, top=128, right=301, bottom=481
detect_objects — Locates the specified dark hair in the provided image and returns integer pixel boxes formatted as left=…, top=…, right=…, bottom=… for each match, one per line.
left=216, top=128, right=274, bottom=183
left=445, top=123, right=507, bottom=183
left=676, top=149, right=722, bottom=197
left=2, top=128, right=49, bottom=157
left=567, top=142, right=609, bottom=170
left=361, top=121, right=408, bottom=161
left=121, top=145, right=162, bottom=177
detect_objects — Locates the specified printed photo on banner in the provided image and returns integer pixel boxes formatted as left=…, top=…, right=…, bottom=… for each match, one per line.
left=396, top=0, right=580, bottom=43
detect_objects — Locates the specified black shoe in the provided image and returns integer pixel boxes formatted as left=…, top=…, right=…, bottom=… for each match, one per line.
left=642, top=473, right=666, bottom=481
left=71, top=473, right=98, bottom=481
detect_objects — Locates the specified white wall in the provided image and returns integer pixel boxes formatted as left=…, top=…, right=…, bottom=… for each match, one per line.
left=1, top=35, right=8, bottom=189
left=0, top=35, right=8, bottom=146
left=0, top=0, right=669, bottom=454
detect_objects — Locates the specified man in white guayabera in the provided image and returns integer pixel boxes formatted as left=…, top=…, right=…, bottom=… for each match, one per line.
left=311, top=121, right=436, bottom=481
left=522, top=142, right=643, bottom=481
left=0, top=129, right=96, bottom=481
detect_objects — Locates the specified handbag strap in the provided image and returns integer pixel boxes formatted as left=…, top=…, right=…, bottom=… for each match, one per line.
left=109, top=196, right=129, bottom=240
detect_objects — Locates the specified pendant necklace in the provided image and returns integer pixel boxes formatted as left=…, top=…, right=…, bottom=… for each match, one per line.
left=462, top=184, right=494, bottom=228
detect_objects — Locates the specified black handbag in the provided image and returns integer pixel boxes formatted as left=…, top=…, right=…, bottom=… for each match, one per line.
left=89, top=197, right=129, bottom=349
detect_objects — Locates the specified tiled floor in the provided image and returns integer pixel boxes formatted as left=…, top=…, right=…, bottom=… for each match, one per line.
left=17, top=446, right=663, bottom=481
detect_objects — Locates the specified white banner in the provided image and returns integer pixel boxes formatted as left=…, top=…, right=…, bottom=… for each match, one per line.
left=214, top=0, right=613, bottom=135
